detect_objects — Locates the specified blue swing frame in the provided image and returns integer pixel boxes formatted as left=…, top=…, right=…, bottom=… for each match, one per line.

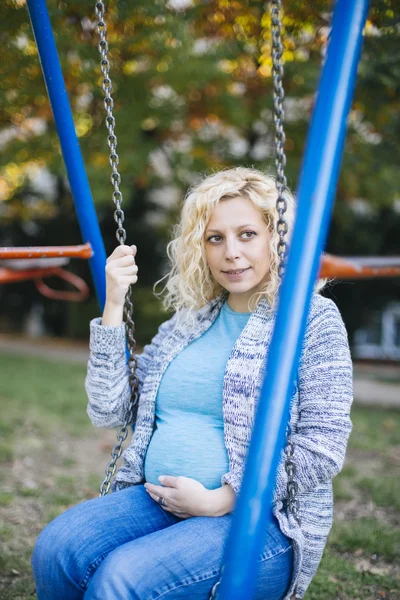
left=26, top=0, right=370, bottom=597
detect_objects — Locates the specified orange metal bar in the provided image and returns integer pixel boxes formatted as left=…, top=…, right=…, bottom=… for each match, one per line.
left=1, top=249, right=399, bottom=286
left=320, top=254, right=400, bottom=279
left=0, top=266, right=89, bottom=302
left=0, top=267, right=61, bottom=283
left=0, top=242, right=93, bottom=260
left=34, top=269, right=90, bottom=302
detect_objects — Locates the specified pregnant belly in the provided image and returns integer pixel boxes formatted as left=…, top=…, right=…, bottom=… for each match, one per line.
left=144, top=424, right=229, bottom=490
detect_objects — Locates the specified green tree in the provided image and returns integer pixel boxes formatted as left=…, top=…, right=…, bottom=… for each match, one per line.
left=1, top=0, right=399, bottom=339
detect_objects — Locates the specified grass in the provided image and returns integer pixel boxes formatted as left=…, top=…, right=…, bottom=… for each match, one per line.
left=307, top=549, right=399, bottom=600
left=0, top=353, right=90, bottom=436
left=0, top=525, right=13, bottom=543
left=347, top=405, right=400, bottom=454
left=356, top=476, right=400, bottom=511
left=330, top=518, right=400, bottom=563
left=0, top=351, right=399, bottom=599
left=332, top=464, right=357, bottom=502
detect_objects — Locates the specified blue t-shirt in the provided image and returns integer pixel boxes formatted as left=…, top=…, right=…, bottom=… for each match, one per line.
left=144, top=300, right=251, bottom=490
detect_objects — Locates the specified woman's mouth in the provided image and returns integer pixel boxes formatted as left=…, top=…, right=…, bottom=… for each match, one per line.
left=222, top=267, right=251, bottom=280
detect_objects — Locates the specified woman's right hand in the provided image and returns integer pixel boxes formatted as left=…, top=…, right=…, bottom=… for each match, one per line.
left=102, top=245, right=138, bottom=325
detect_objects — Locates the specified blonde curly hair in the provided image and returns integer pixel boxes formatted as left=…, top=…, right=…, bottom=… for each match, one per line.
left=154, top=166, right=324, bottom=320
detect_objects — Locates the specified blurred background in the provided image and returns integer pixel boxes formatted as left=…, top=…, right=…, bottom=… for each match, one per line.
left=0, top=1, right=399, bottom=599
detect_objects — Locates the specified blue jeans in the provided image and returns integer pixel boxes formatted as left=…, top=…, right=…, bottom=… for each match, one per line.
left=32, top=484, right=293, bottom=600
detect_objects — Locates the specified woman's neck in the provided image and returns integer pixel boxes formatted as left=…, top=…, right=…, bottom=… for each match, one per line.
left=226, top=293, right=251, bottom=313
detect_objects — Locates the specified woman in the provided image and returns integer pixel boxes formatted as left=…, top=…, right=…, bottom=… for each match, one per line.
left=32, top=167, right=353, bottom=600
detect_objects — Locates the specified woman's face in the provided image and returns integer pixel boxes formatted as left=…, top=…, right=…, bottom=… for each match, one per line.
left=204, top=195, right=272, bottom=312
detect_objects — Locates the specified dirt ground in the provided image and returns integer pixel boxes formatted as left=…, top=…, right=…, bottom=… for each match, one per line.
left=0, top=335, right=399, bottom=598
left=2, top=420, right=399, bottom=599
left=0, top=430, right=400, bottom=600
left=1, top=425, right=122, bottom=597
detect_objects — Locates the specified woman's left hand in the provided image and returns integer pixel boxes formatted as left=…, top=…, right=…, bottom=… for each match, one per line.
left=144, top=476, right=210, bottom=519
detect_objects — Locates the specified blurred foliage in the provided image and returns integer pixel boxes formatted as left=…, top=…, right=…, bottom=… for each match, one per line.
left=1, top=0, right=400, bottom=205
left=0, top=0, right=400, bottom=340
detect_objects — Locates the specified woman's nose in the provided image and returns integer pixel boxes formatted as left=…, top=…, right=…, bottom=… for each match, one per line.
left=224, top=237, right=241, bottom=260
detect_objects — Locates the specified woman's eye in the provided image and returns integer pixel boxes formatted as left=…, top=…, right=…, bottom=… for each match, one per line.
left=241, top=231, right=256, bottom=239
left=207, top=231, right=256, bottom=243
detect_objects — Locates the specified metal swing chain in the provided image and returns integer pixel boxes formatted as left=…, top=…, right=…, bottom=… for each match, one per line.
left=271, top=0, right=301, bottom=527
left=209, top=3, right=300, bottom=598
left=94, top=1, right=140, bottom=497
left=210, top=6, right=300, bottom=598
left=271, top=0, right=288, bottom=279
left=93, top=1, right=298, bottom=596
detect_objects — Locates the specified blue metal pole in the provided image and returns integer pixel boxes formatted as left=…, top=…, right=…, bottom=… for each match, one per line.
left=26, top=0, right=107, bottom=310
left=217, top=1, right=370, bottom=598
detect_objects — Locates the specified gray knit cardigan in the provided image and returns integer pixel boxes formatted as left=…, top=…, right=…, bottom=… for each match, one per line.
left=85, top=291, right=353, bottom=600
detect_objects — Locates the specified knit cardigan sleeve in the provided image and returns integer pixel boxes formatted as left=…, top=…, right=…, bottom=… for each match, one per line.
left=273, top=298, right=354, bottom=502
left=85, top=313, right=177, bottom=429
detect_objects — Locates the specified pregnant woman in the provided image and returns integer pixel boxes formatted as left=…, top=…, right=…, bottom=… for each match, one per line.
left=32, top=167, right=353, bottom=600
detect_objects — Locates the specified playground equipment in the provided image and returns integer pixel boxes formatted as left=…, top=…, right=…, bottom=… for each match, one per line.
left=0, top=244, right=93, bottom=301
left=2, top=244, right=398, bottom=304
left=8, top=0, right=398, bottom=598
